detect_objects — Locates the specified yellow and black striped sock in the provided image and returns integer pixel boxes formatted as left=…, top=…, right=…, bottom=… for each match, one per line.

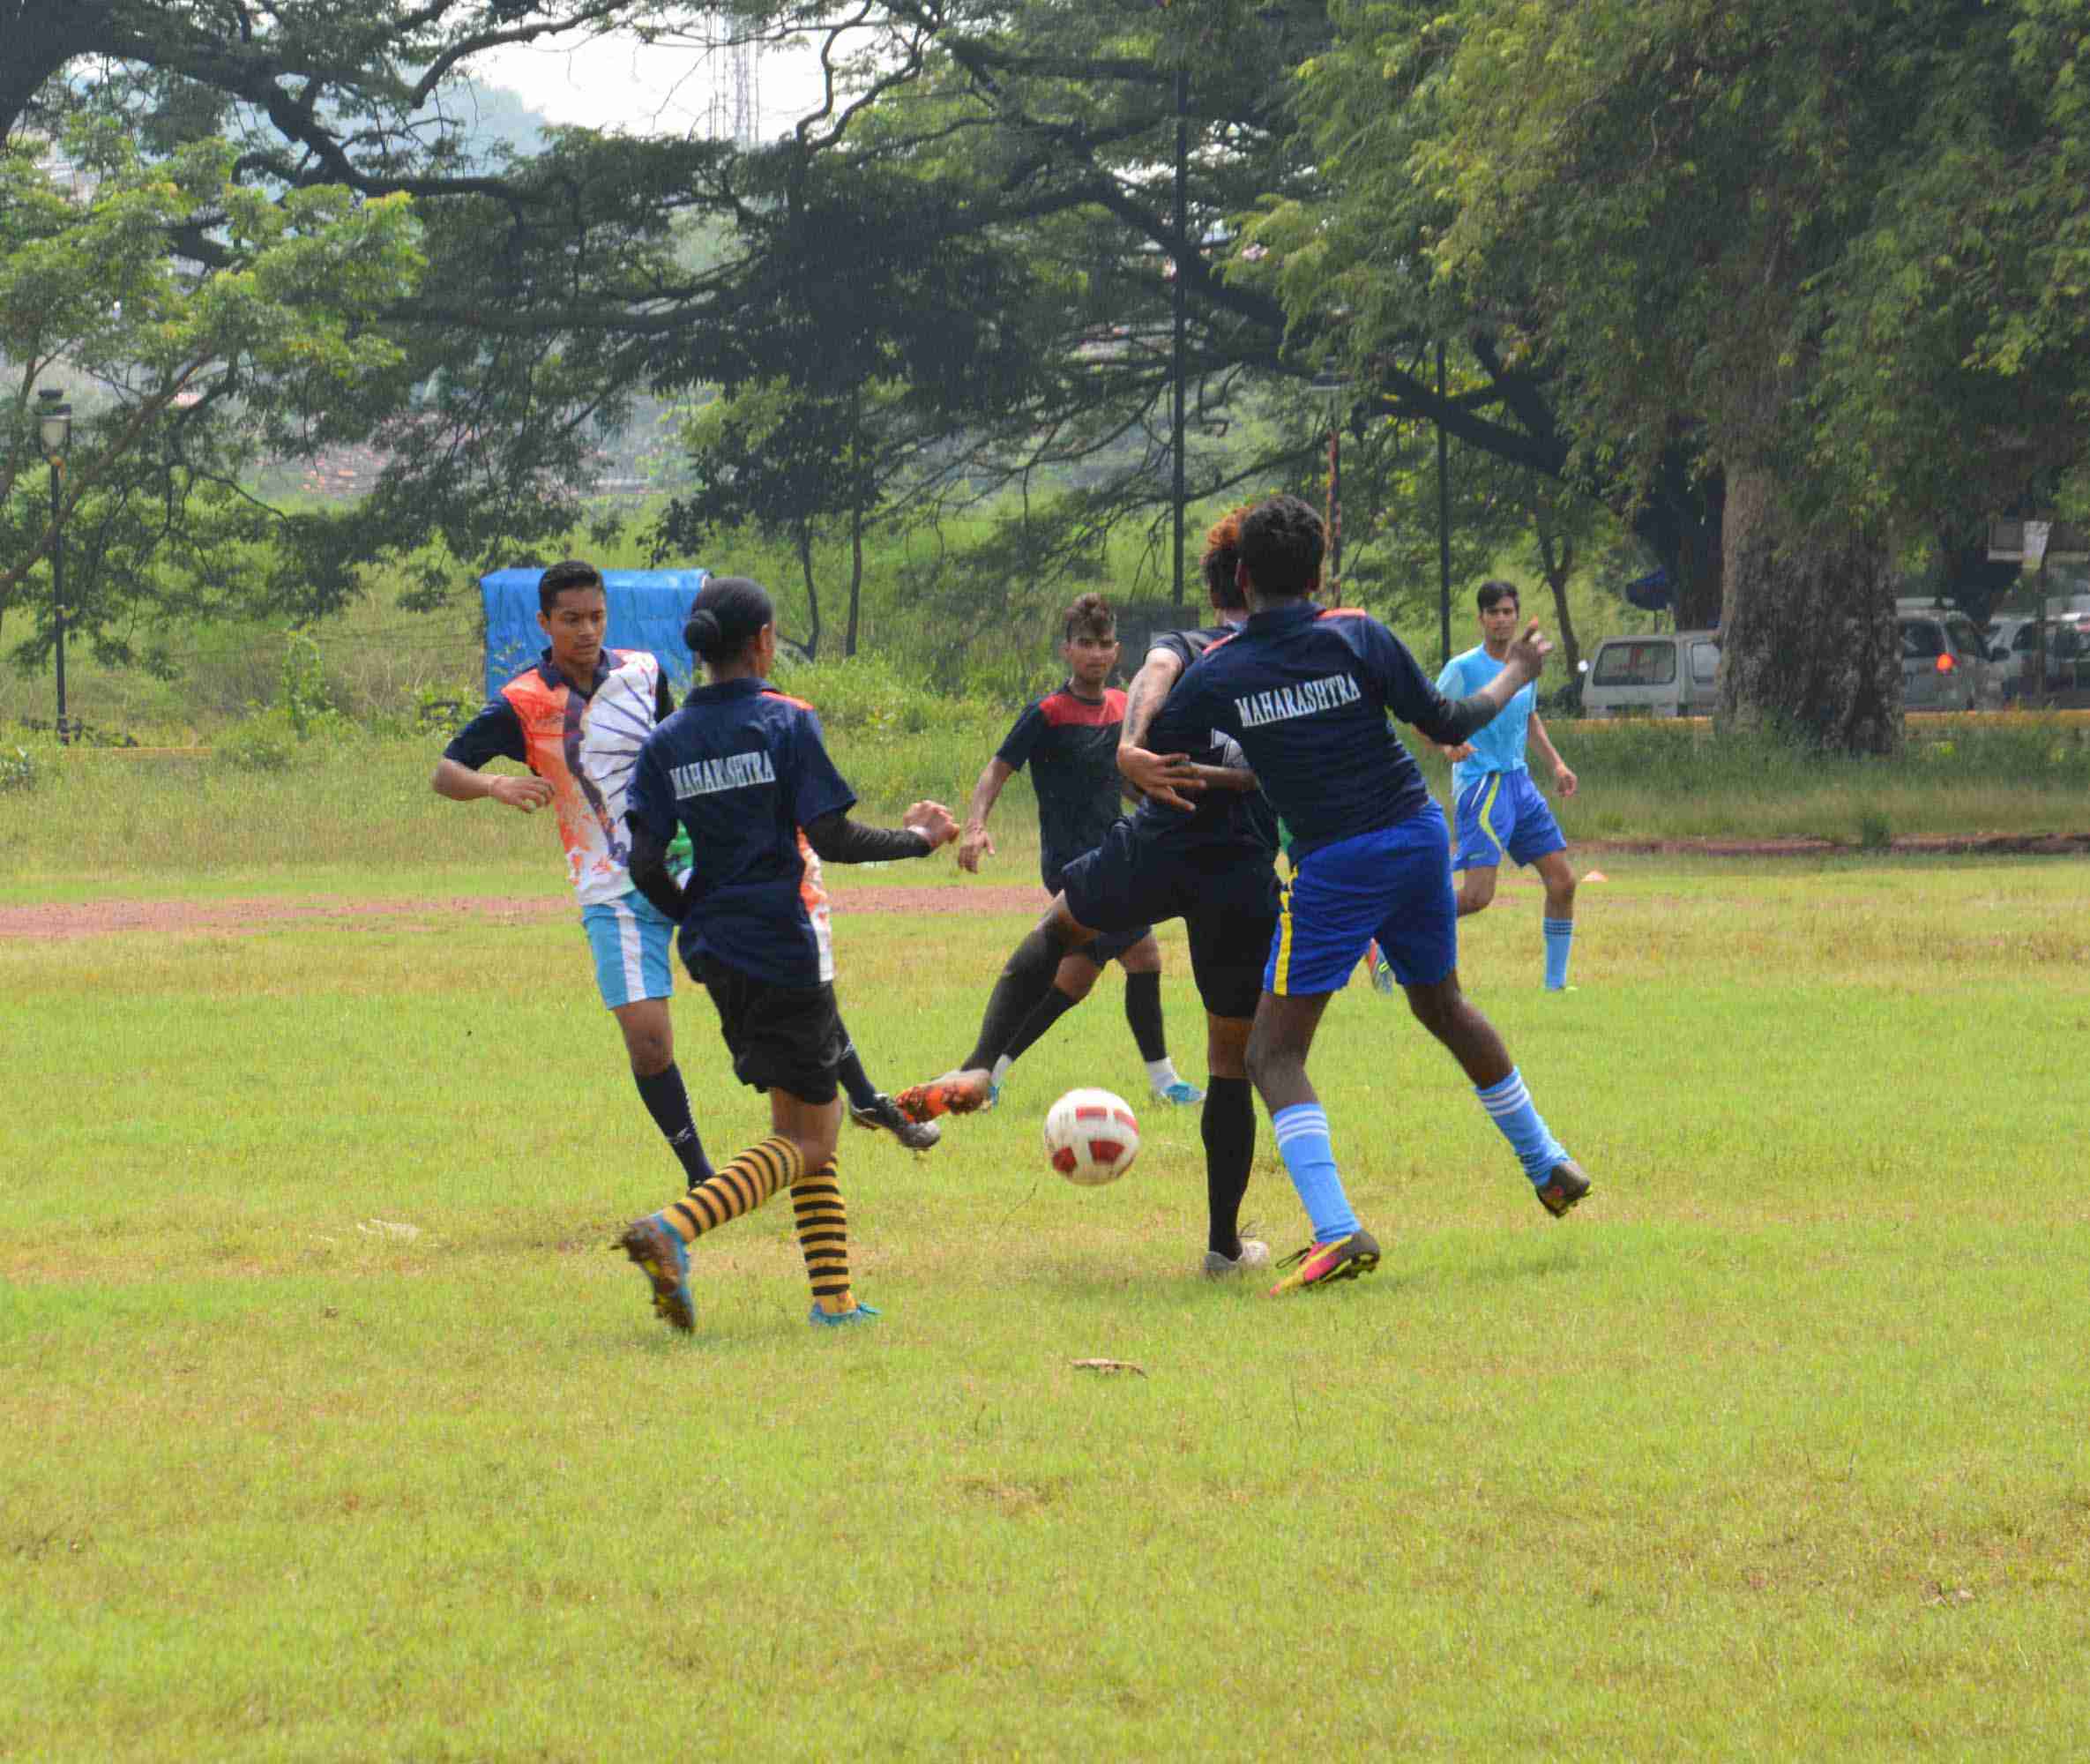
left=661, top=1136, right=802, bottom=1245
left=791, top=1160, right=857, bottom=1317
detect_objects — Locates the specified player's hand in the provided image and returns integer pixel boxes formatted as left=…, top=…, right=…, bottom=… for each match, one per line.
left=1117, top=744, right=1205, bottom=814
left=906, top=800, right=959, bottom=851
left=489, top=774, right=554, bottom=813
left=1442, top=742, right=1475, bottom=763
left=1504, top=618, right=1554, bottom=680
left=956, top=822, right=994, bottom=871
left=1555, top=761, right=1579, bottom=798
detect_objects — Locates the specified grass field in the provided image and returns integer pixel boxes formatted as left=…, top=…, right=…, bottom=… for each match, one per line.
left=7, top=846, right=2090, bottom=1759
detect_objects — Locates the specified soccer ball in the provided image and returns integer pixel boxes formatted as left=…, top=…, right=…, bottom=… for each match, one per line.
left=1042, top=1088, right=1141, bottom=1186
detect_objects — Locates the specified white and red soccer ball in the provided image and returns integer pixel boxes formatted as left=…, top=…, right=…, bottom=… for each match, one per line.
left=1042, top=1088, right=1141, bottom=1186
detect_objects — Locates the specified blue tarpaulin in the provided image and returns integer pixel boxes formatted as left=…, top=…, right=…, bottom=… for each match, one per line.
left=478, top=568, right=710, bottom=700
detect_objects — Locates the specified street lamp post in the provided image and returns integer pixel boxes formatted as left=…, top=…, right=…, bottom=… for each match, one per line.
left=1308, top=372, right=1349, bottom=591
left=36, top=387, right=73, bottom=745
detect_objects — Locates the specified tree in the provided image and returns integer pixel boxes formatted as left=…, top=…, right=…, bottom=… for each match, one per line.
left=1395, top=0, right=2090, bottom=748
left=1, top=121, right=420, bottom=667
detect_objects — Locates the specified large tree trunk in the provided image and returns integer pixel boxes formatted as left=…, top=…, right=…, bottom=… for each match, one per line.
left=1715, top=465, right=1900, bottom=752
left=1633, top=460, right=1726, bottom=630
left=1531, top=515, right=1581, bottom=680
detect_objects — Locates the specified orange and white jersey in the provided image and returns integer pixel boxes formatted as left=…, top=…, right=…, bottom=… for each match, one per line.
left=500, top=649, right=668, bottom=907
left=795, top=832, right=836, bottom=983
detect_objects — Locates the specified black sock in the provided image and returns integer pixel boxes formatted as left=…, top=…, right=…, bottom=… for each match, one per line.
left=963, top=923, right=1071, bottom=1071
left=1123, top=968, right=1168, bottom=1063
left=633, top=1061, right=714, bottom=1187
left=1003, top=986, right=1082, bottom=1065
left=1200, top=1076, right=1255, bottom=1256
left=834, top=1035, right=879, bottom=1113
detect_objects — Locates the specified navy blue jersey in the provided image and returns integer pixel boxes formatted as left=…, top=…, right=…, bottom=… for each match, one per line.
left=1131, top=625, right=1280, bottom=856
left=1148, top=603, right=1467, bottom=860
left=626, top=676, right=855, bottom=987
left=995, top=684, right=1126, bottom=878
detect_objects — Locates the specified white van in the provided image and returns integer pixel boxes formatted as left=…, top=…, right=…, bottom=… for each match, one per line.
left=1580, top=630, right=1721, bottom=718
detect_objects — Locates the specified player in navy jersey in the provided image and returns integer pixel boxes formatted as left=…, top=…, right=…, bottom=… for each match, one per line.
left=954, top=592, right=1200, bottom=1107
left=612, top=577, right=957, bottom=1334
left=1147, top=495, right=1593, bottom=1294
left=894, top=512, right=1281, bottom=1277
left=1428, top=579, right=1580, bottom=990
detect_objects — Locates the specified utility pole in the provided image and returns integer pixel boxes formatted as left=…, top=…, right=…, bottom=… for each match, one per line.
left=1437, top=340, right=1452, bottom=669
left=1170, top=67, right=1189, bottom=607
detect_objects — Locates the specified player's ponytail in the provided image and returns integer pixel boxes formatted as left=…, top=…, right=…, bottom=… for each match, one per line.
left=684, top=576, right=775, bottom=665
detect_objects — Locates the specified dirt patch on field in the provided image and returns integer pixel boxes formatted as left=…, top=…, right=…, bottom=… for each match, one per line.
left=0, top=885, right=1050, bottom=943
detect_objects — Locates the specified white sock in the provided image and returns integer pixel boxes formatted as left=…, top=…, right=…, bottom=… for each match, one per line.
left=1145, top=1057, right=1180, bottom=1091
left=990, top=1055, right=1012, bottom=1085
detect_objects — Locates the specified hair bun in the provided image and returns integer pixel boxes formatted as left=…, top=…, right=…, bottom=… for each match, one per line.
left=683, top=609, right=721, bottom=649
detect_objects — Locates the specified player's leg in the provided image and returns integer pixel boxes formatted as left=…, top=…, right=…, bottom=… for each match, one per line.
left=1452, top=774, right=1509, bottom=919
left=767, top=1084, right=877, bottom=1327
left=1454, top=863, right=1500, bottom=918
left=837, top=1018, right=942, bottom=1151
left=588, top=893, right=716, bottom=1187
left=989, top=946, right=1101, bottom=1097
left=897, top=894, right=1101, bottom=1121
left=1116, top=931, right=1200, bottom=1104
left=1511, top=780, right=1576, bottom=989
left=1183, top=877, right=1275, bottom=1275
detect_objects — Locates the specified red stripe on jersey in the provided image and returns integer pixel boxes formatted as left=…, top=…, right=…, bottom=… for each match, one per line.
left=1316, top=608, right=1371, bottom=621
left=1040, top=688, right=1126, bottom=728
left=761, top=689, right=817, bottom=711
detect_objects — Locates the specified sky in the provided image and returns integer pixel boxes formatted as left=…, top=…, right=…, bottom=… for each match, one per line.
left=471, top=29, right=825, bottom=139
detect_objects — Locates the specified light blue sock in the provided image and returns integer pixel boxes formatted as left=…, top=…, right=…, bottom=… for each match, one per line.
left=1543, top=917, right=1574, bottom=990
left=1270, top=1102, right=1361, bottom=1242
left=1475, top=1068, right=1568, bottom=1185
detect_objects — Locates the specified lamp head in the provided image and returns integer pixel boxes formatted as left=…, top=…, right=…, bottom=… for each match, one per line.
left=35, top=387, right=71, bottom=460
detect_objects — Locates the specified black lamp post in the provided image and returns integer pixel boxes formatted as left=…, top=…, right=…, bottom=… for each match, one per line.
left=36, top=387, right=72, bottom=745
left=1308, top=372, right=1349, bottom=590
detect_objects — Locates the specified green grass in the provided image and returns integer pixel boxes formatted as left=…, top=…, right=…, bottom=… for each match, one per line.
left=6, top=856, right=2090, bottom=1757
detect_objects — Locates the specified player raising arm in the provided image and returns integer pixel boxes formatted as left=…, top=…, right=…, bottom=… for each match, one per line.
left=613, top=576, right=955, bottom=1334
left=1147, top=495, right=1593, bottom=1295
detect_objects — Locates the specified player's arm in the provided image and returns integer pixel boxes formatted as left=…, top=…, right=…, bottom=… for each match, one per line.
left=1527, top=710, right=1578, bottom=797
left=1116, top=645, right=1210, bottom=813
left=1430, top=658, right=1476, bottom=763
left=431, top=699, right=551, bottom=812
left=627, top=821, right=690, bottom=922
left=624, top=739, right=690, bottom=919
left=958, top=757, right=1016, bottom=872
left=803, top=804, right=958, bottom=863
left=1399, top=620, right=1552, bottom=744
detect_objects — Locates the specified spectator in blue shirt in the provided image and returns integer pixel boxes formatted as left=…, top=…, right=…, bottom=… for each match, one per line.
left=1148, top=496, right=1593, bottom=1292
left=611, top=576, right=957, bottom=1334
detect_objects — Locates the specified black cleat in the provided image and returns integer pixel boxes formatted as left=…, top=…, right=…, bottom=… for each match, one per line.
left=1534, top=1159, right=1592, bottom=1218
left=850, top=1093, right=942, bottom=1151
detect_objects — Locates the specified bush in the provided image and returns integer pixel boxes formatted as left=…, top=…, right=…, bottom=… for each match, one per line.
left=0, top=744, right=41, bottom=794
left=213, top=709, right=299, bottom=772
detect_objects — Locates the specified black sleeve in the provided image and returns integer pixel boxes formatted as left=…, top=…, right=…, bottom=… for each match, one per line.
left=994, top=703, right=1045, bottom=772
left=627, top=822, right=690, bottom=922
left=802, top=810, right=934, bottom=864
left=441, top=697, right=526, bottom=770
left=1366, top=621, right=1502, bottom=745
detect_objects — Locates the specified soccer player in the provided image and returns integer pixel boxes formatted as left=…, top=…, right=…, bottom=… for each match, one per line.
left=956, top=592, right=1202, bottom=1108
left=896, top=512, right=1281, bottom=1277
left=1428, top=579, right=1580, bottom=990
left=616, top=576, right=957, bottom=1333
left=1144, top=496, right=1593, bottom=1294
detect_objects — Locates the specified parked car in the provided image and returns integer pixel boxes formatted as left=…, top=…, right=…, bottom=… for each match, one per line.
left=1580, top=630, right=1721, bottom=718
left=1899, top=610, right=2004, bottom=710
left=1986, top=617, right=2087, bottom=698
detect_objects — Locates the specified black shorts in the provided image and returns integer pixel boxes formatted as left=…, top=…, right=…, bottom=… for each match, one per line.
left=1042, top=856, right=1150, bottom=966
left=693, top=953, right=846, bottom=1105
left=1059, top=822, right=1280, bottom=1021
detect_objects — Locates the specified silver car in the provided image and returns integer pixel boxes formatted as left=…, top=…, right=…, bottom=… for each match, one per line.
left=1899, top=612, right=2004, bottom=710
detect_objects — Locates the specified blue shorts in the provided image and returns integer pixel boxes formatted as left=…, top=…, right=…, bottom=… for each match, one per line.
left=1452, top=770, right=1567, bottom=872
left=581, top=890, right=677, bottom=1009
left=1266, top=806, right=1458, bottom=996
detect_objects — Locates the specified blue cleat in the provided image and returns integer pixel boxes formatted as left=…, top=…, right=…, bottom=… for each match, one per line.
left=617, top=1215, right=694, bottom=1333
left=810, top=1302, right=882, bottom=1328
left=1153, top=1080, right=1205, bottom=1106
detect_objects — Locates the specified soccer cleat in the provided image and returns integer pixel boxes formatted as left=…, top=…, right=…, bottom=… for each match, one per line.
left=893, top=1071, right=992, bottom=1123
left=849, top=1094, right=943, bottom=1151
left=809, top=1302, right=882, bottom=1328
left=1367, top=942, right=1396, bottom=994
left=1201, top=1237, right=1273, bottom=1280
left=1268, top=1230, right=1382, bottom=1296
left=1534, top=1158, right=1592, bottom=1218
left=1153, top=1080, right=1205, bottom=1106
left=616, top=1215, right=694, bottom=1333
left=983, top=1079, right=1002, bottom=1112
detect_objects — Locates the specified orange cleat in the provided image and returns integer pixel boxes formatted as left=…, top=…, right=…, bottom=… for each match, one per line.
left=893, top=1070, right=994, bottom=1123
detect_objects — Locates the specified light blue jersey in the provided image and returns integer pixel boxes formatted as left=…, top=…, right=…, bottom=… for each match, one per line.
left=1436, top=646, right=1534, bottom=795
